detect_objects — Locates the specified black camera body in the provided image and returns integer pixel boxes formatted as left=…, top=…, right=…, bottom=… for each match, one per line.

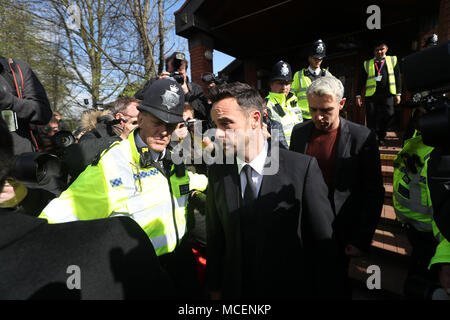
left=401, top=40, right=450, bottom=149
left=201, top=72, right=227, bottom=86
left=169, top=52, right=186, bottom=84
left=402, top=40, right=450, bottom=239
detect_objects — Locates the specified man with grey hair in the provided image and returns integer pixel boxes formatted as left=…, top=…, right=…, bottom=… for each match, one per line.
left=290, top=75, right=385, bottom=299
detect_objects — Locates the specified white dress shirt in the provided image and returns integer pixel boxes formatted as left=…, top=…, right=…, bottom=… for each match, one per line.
left=308, top=66, right=321, bottom=76
left=236, top=141, right=268, bottom=198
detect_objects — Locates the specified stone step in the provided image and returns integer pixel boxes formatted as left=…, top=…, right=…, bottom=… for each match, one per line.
left=382, top=165, right=394, bottom=184
left=384, top=183, right=393, bottom=206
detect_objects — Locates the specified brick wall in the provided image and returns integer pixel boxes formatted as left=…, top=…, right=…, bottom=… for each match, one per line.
left=188, top=45, right=213, bottom=94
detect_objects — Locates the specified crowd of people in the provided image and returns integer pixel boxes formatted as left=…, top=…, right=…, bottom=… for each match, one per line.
left=0, top=38, right=449, bottom=300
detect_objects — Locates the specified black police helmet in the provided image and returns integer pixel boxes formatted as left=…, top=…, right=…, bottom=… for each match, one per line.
left=137, top=78, right=185, bottom=124
left=270, top=60, right=293, bottom=82
left=310, top=39, right=326, bottom=59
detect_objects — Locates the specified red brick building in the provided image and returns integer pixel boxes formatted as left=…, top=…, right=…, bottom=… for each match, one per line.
left=175, top=0, right=450, bottom=128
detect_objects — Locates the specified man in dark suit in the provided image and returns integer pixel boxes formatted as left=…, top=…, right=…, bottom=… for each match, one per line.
left=290, top=76, right=385, bottom=297
left=205, top=82, right=339, bottom=299
left=0, top=118, right=173, bottom=300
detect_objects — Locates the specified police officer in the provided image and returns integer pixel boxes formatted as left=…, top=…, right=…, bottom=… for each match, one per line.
left=39, top=78, right=208, bottom=298
left=292, top=39, right=332, bottom=121
left=393, top=128, right=439, bottom=299
left=356, top=40, right=402, bottom=146
left=265, top=60, right=301, bottom=147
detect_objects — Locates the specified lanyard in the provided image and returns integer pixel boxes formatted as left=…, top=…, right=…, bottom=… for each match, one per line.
left=374, top=59, right=385, bottom=76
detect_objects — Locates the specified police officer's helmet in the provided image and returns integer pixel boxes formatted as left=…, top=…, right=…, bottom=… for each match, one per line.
left=270, top=60, right=293, bottom=82
left=310, top=39, right=326, bottom=59
left=137, top=78, right=185, bottom=124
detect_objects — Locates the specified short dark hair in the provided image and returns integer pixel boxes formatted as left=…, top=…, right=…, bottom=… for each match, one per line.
left=0, top=118, right=14, bottom=191
left=373, top=40, right=388, bottom=49
left=112, top=97, right=141, bottom=115
left=165, top=54, right=189, bottom=72
left=207, top=82, right=265, bottom=117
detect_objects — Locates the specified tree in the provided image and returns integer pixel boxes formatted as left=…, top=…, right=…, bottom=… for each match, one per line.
left=0, top=0, right=75, bottom=114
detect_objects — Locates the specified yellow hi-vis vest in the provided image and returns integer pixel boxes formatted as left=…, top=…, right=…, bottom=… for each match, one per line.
left=291, top=68, right=332, bottom=120
left=265, top=91, right=302, bottom=146
left=363, top=56, right=398, bottom=97
left=429, top=221, right=450, bottom=269
left=39, top=129, right=208, bottom=256
left=393, top=133, right=434, bottom=232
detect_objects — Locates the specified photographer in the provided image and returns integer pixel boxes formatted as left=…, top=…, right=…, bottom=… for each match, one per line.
left=400, top=39, right=450, bottom=299
left=135, top=52, right=208, bottom=121
left=63, top=97, right=140, bottom=183
left=0, top=55, right=52, bottom=155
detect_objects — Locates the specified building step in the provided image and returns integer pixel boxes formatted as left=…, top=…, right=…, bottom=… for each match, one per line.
left=384, top=183, right=393, bottom=206
left=382, top=165, right=394, bottom=184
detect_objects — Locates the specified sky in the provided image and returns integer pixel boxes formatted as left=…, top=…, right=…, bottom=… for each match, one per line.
left=213, top=50, right=235, bottom=74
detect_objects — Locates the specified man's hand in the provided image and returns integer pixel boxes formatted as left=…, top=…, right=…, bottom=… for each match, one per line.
left=172, top=122, right=189, bottom=142
left=344, top=244, right=363, bottom=257
left=0, top=180, right=28, bottom=208
left=119, top=117, right=138, bottom=140
left=394, top=95, right=401, bottom=105
left=439, top=264, right=450, bottom=295
left=159, top=72, right=171, bottom=79
left=356, top=96, right=362, bottom=108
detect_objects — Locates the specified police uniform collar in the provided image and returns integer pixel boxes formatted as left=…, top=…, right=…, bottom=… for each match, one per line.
left=308, top=66, right=321, bottom=76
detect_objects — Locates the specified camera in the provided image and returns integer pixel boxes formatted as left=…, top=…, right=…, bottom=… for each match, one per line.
left=52, top=130, right=76, bottom=150
left=401, top=40, right=450, bottom=239
left=201, top=72, right=227, bottom=86
left=169, top=52, right=186, bottom=84
left=401, top=40, right=450, bottom=149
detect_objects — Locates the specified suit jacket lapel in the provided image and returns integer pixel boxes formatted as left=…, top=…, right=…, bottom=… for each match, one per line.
left=297, top=121, right=314, bottom=154
left=333, top=117, right=351, bottom=208
left=222, top=163, right=241, bottom=218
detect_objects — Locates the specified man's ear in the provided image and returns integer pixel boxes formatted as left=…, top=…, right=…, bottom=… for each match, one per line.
left=115, top=112, right=123, bottom=120
left=339, top=97, right=346, bottom=110
left=250, top=109, right=262, bottom=129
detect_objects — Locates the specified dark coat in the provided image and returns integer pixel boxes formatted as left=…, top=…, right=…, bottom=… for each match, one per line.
left=290, top=117, right=385, bottom=251
left=206, top=147, right=339, bottom=299
left=63, top=114, right=120, bottom=183
left=0, top=57, right=52, bottom=155
left=0, top=209, right=173, bottom=299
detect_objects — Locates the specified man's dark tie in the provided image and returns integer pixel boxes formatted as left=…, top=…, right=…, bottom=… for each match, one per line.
left=243, top=164, right=257, bottom=205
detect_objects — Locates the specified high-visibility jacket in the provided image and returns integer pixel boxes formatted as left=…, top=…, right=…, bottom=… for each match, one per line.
left=265, top=91, right=302, bottom=146
left=429, top=220, right=450, bottom=269
left=363, top=56, right=398, bottom=97
left=39, top=129, right=208, bottom=256
left=291, top=68, right=332, bottom=120
left=393, top=133, right=434, bottom=232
